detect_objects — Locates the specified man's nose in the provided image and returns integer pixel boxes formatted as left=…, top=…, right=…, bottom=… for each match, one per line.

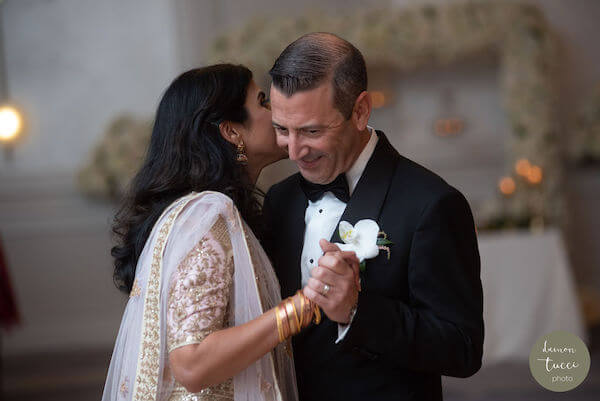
left=287, top=132, right=307, bottom=161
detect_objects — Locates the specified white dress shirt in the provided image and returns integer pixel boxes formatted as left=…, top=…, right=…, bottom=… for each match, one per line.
left=300, top=127, right=379, bottom=342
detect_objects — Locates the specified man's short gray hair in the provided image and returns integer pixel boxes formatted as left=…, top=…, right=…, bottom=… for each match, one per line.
left=269, top=32, right=368, bottom=119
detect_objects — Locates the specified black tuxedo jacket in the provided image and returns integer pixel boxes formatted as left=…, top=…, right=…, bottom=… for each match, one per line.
left=263, top=131, right=484, bottom=401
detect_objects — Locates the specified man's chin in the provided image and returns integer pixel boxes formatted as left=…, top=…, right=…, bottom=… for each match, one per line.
left=298, top=170, right=332, bottom=185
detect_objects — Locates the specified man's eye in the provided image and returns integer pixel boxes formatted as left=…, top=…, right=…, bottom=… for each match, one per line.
left=308, top=130, right=319, bottom=134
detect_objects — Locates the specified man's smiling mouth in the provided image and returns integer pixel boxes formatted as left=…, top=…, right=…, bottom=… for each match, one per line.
left=298, top=156, right=323, bottom=169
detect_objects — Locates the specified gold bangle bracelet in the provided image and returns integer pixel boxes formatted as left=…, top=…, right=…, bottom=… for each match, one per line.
left=298, top=293, right=305, bottom=328
left=275, top=306, right=285, bottom=343
left=279, top=304, right=290, bottom=339
left=285, top=300, right=299, bottom=335
left=305, top=294, right=313, bottom=324
left=284, top=299, right=296, bottom=335
left=291, top=299, right=301, bottom=332
left=299, top=291, right=312, bottom=327
left=313, top=303, right=322, bottom=325
left=296, top=290, right=315, bottom=327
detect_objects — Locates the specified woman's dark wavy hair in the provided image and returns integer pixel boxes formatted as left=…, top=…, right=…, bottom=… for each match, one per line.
left=112, top=64, right=262, bottom=294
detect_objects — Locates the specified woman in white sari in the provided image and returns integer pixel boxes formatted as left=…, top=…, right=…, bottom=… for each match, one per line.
left=102, top=65, right=339, bottom=401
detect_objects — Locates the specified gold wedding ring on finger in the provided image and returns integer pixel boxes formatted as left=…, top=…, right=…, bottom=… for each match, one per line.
left=322, top=283, right=331, bottom=296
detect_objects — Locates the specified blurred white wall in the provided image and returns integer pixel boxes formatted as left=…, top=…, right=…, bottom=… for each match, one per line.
left=1, top=0, right=599, bottom=356
left=1, top=0, right=178, bottom=174
left=0, top=0, right=180, bottom=355
left=3, top=0, right=600, bottom=177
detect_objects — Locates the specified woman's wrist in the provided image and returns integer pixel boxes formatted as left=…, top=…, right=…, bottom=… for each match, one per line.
left=274, top=291, right=321, bottom=343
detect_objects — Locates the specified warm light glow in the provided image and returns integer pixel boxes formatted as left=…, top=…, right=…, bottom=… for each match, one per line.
left=371, top=91, right=386, bottom=108
left=434, top=118, right=464, bottom=137
left=526, top=165, right=543, bottom=184
left=515, top=158, right=531, bottom=176
left=0, top=106, right=22, bottom=142
left=499, top=176, right=516, bottom=196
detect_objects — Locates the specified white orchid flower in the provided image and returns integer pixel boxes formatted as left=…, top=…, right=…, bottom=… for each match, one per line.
left=334, top=219, right=380, bottom=262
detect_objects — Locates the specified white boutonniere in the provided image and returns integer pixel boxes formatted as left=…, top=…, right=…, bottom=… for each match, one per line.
left=334, top=219, right=393, bottom=272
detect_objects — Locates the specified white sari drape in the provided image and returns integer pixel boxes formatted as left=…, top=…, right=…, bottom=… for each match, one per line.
left=102, top=191, right=298, bottom=401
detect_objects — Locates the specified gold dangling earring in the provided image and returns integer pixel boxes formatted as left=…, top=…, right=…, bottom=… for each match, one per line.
left=236, top=141, right=248, bottom=164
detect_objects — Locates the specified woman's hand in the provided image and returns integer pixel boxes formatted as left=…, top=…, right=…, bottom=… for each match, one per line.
left=303, top=240, right=361, bottom=324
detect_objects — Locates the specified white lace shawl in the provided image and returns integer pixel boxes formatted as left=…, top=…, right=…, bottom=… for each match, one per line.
left=102, top=191, right=298, bottom=401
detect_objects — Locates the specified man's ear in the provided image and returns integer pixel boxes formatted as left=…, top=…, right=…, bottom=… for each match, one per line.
left=218, top=121, right=241, bottom=146
left=351, top=91, right=372, bottom=131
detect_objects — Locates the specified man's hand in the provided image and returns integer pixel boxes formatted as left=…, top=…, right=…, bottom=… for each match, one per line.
left=303, top=239, right=361, bottom=324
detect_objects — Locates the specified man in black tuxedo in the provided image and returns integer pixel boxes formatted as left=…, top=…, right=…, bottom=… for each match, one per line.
left=263, top=32, right=484, bottom=401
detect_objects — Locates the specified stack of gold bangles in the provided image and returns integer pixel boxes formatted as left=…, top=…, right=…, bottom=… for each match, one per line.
left=275, top=290, right=321, bottom=343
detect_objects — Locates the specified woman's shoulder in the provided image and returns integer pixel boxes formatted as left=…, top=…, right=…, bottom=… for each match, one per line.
left=159, top=191, right=239, bottom=271
left=168, top=190, right=239, bottom=224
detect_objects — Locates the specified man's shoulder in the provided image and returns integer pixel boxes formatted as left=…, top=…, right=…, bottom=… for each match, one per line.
left=391, top=152, right=462, bottom=202
left=384, top=153, right=473, bottom=228
left=376, top=130, right=459, bottom=201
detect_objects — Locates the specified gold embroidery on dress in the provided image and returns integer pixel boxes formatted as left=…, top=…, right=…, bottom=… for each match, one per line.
left=169, top=379, right=233, bottom=401
left=132, top=195, right=194, bottom=401
left=166, top=216, right=234, bottom=352
left=211, top=215, right=232, bottom=255
left=130, top=279, right=141, bottom=298
left=120, top=377, right=129, bottom=398
left=165, top=215, right=235, bottom=400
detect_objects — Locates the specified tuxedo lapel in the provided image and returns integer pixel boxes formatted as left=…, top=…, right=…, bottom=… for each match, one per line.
left=330, top=131, right=399, bottom=244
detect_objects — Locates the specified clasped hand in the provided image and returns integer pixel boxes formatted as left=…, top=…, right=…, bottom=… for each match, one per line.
left=303, top=239, right=361, bottom=324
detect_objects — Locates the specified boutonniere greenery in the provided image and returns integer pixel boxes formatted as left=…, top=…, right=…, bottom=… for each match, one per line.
left=334, top=220, right=393, bottom=272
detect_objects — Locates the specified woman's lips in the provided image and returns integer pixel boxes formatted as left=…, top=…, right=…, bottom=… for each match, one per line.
left=298, top=156, right=322, bottom=170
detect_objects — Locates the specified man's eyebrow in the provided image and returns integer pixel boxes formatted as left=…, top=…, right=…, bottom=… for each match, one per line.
left=299, top=124, right=327, bottom=130
left=271, top=122, right=328, bottom=130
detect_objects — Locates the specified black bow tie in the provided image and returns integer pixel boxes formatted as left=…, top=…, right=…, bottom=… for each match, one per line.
left=299, top=174, right=350, bottom=203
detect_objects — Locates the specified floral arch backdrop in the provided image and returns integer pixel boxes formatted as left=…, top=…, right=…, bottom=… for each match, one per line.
left=209, top=2, right=562, bottom=229
left=79, top=2, right=565, bottom=230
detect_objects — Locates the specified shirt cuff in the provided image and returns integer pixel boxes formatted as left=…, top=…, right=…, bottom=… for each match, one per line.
left=335, top=307, right=357, bottom=344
